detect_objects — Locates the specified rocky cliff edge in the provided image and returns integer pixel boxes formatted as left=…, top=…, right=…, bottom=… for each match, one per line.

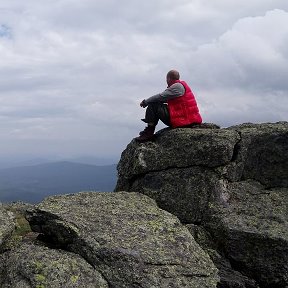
left=116, top=121, right=288, bottom=288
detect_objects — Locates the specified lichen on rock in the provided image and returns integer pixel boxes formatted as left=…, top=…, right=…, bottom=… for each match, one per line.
left=0, top=242, right=108, bottom=288
left=0, top=205, right=15, bottom=252
left=25, top=191, right=219, bottom=287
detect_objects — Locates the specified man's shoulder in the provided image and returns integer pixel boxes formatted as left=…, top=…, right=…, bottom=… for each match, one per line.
left=170, top=82, right=185, bottom=91
left=171, top=82, right=184, bottom=88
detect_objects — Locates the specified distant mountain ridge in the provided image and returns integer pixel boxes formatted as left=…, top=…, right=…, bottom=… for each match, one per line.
left=0, top=156, right=118, bottom=169
left=0, top=161, right=117, bottom=203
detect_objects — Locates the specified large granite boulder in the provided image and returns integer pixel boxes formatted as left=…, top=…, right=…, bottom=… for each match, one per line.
left=25, top=192, right=219, bottom=288
left=115, top=122, right=288, bottom=287
left=116, top=127, right=239, bottom=189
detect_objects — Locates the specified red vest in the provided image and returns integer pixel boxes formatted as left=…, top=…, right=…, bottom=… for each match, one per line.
left=168, top=80, right=202, bottom=128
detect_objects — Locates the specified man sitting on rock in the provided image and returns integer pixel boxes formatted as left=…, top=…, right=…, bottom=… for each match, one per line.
left=135, top=69, right=202, bottom=142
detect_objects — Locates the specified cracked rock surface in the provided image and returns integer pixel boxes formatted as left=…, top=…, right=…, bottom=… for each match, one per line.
left=116, top=122, right=288, bottom=288
left=25, top=192, right=219, bottom=287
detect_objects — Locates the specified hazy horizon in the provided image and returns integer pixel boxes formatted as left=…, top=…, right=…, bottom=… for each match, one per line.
left=0, top=154, right=119, bottom=169
left=0, top=161, right=118, bottom=203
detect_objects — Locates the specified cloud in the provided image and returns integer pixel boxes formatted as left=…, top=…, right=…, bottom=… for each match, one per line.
left=0, top=1, right=287, bottom=159
left=187, top=9, right=288, bottom=126
left=191, top=9, right=288, bottom=86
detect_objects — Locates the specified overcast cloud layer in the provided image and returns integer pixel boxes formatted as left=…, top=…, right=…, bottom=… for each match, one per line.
left=0, top=0, right=287, bottom=161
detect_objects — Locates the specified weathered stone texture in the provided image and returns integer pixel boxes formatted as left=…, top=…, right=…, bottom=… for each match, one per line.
left=25, top=192, right=219, bottom=288
left=116, top=127, right=240, bottom=181
left=116, top=122, right=288, bottom=287
left=0, top=242, right=108, bottom=288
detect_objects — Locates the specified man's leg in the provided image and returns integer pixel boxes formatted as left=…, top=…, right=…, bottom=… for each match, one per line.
left=142, top=102, right=171, bottom=126
left=136, top=103, right=170, bottom=142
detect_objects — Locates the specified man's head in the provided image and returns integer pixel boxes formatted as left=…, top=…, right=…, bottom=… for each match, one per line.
left=166, top=70, right=180, bottom=86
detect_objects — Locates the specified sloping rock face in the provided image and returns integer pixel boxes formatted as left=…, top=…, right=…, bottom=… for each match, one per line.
left=0, top=243, right=108, bottom=288
left=17, top=192, right=218, bottom=288
left=0, top=205, right=15, bottom=252
left=116, top=122, right=288, bottom=288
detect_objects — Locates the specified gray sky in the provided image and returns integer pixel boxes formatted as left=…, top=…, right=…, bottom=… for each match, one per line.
left=0, top=0, right=287, bottom=161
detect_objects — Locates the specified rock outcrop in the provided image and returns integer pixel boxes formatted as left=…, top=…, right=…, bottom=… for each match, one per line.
left=116, top=122, right=288, bottom=288
left=1, top=192, right=219, bottom=287
left=1, top=121, right=287, bottom=288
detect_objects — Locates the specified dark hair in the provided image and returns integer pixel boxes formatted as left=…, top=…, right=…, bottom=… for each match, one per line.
left=167, top=70, right=180, bottom=80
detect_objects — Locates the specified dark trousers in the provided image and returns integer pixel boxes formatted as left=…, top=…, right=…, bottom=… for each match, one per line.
left=143, top=103, right=171, bottom=126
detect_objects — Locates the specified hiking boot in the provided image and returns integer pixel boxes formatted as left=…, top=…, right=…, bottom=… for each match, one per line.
left=138, top=125, right=154, bottom=136
left=135, top=126, right=155, bottom=142
left=138, top=127, right=147, bottom=136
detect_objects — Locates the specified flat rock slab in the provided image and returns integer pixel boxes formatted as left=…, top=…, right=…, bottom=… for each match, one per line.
left=26, top=192, right=219, bottom=288
left=117, top=128, right=240, bottom=183
left=0, top=243, right=108, bottom=288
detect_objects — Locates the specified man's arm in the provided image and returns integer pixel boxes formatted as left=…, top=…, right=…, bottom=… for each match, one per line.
left=142, top=83, right=185, bottom=106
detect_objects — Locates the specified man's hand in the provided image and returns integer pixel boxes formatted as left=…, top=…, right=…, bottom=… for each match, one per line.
left=140, top=100, right=147, bottom=108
